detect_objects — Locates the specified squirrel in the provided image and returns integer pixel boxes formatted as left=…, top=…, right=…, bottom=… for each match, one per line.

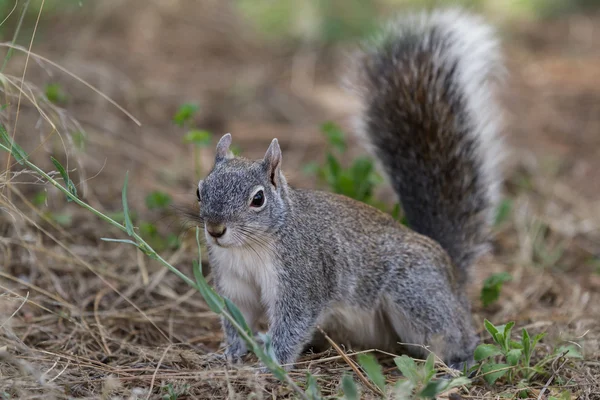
left=196, top=8, right=504, bottom=370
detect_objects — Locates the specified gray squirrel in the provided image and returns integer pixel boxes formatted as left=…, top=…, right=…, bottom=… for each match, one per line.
left=196, top=8, right=504, bottom=370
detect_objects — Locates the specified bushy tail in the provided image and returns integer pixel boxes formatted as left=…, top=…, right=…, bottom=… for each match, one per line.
left=349, top=9, right=504, bottom=285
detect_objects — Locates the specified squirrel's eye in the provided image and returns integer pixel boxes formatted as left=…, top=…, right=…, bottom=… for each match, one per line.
left=250, top=190, right=265, bottom=208
left=196, top=187, right=201, bottom=202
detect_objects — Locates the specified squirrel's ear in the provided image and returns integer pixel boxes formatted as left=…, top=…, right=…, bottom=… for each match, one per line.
left=263, top=138, right=282, bottom=188
left=215, top=133, right=234, bottom=162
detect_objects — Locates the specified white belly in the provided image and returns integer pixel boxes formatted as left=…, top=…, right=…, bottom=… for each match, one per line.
left=208, top=244, right=278, bottom=329
left=319, top=303, right=397, bottom=350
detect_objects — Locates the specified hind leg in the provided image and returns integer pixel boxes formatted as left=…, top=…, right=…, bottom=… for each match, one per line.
left=383, top=265, right=478, bottom=367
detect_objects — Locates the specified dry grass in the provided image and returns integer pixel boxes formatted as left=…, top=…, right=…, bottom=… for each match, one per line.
left=1, top=1, right=599, bottom=399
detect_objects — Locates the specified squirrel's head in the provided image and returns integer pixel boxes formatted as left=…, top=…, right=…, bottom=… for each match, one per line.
left=197, top=133, right=288, bottom=248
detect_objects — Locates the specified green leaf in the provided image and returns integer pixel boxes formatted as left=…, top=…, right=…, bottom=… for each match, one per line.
left=183, top=129, right=212, bottom=146
left=394, top=355, right=420, bottom=383
left=494, top=333, right=505, bottom=349
left=145, top=191, right=172, bottom=210
left=230, top=144, right=242, bottom=156
left=446, top=376, right=471, bottom=389
left=173, top=103, right=199, bottom=127
left=494, top=198, right=512, bottom=226
left=480, top=363, right=510, bottom=385
left=506, top=349, right=522, bottom=366
left=549, top=390, right=572, bottom=400
left=166, top=233, right=181, bottom=250
left=71, top=131, right=86, bottom=150
left=474, top=344, right=503, bottom=361
left=419, top=380, right=448, bottom=398
left=510, top=340, right=524, bottom=349
left=325, top=153, right=341, bottom=181
left=481, top=272, right=512, bottom=307
left=532, top=333, right=546, bottom=348
left=192, top=260, right=224, bottom=314
left=484, top=319, right=500, bottom=338
left=503, top=321, right=515, bottom=351
left=0, top=125, right=28, bottom=165
left=357, top=353, right=386, bottom=393
left=224, top=297, right=251, bottom=336
left=253, top=332, right=289, bottom=381
left=556, top=344, right=583, bottom=359
left=321, top=121, right=346, bottom=152
left=522, top=328, right=532, bottom=367
left=350, top=157, right=376, bottom=201
left=423, top=352, right=436, bottom=382
left=32, top=191, right=47, bottom=207
left=122, top=171, right=134, bottom=236
left=51, top=213, right=73, bottom=226
left=50, top=156, right=78, bottom=201
left=419, top=376, right=471, bottom=400
left=394, top=379, right=415, bottom=399
left=341, top=374, right=359, bottom=400
left=101, top=237, right=140, bottom=247
left=140, top=222, right=158, bottom=237
left=45, top=83, right=68, bottom=104
left=391, top=203, right=402, bottom=220
left=305, top=372, right=322, bottom=399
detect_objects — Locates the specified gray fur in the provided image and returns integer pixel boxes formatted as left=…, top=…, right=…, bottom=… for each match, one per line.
left=197, top=9, right=503, bottom=369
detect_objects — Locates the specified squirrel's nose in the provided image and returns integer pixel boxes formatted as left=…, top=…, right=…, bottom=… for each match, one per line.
left=206, top=223, right=227, bottom=238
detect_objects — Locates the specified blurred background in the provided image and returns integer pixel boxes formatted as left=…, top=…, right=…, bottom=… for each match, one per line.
left=1, top=0, right=599, bottom=398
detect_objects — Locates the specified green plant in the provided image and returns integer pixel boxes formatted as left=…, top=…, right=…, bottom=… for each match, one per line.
left=145, top=191, right=172, bottom=210
left=160, top=382, right=189, bottom=400
left=44, top=82, right=67, bottom=104
left=494, top=198, right=513, bottom=227
left=305, top=122, right=403, bottom=219
left=71, top=130, right=86, bottom=150
left=480, top=272, right=512, bottom=307
left=141, top=191, right=179, bottom=250
left=341, top=374, right=359, bottom=400
left=172, top=103, right=213, bottom=178
left=395, top=354, right=470, bottom=398
left=472, top=319, right=582, bottom=394
left=354, top=352, right=470, bottom=399
left=172, top=103, right=199, bottom=127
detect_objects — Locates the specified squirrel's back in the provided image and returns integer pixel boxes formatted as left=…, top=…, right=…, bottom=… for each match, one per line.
left=348, top=9, right=504, bottom=285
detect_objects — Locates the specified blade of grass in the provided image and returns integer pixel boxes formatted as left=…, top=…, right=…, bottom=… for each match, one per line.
left=0, top=0, right=31, bottom=72
left=50, top=156, right=77, bottom=200
left=121, top=171, right=134, bottom=235
left=0, top=123, right=28, bottom=164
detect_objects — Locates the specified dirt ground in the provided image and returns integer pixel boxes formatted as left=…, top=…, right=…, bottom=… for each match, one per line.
left=1, top=1, right=599, bottom=399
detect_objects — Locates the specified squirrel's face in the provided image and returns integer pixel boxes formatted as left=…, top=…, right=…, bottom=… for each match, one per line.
left=197, top=133, right=287, bottom=249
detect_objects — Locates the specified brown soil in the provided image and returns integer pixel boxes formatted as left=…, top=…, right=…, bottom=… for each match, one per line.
left=1, top=2, right=599, bottom=399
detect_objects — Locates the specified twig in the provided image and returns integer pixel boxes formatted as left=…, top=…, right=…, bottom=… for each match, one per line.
left=316, top=325, right=384, bottom=397
left=146, top=344, right=172, bottom=400
left=94, top=287, right=113, bottom=356
left=0, top=290, right=29, bottom=329
left=537, top=351, right=569, bottom=400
